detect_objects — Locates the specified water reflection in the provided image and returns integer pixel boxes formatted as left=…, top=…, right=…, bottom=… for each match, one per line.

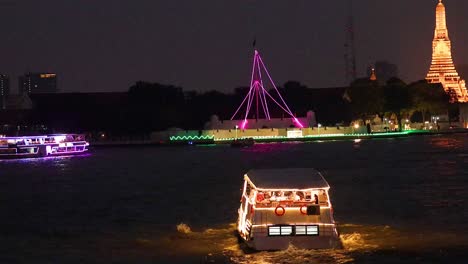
left=155, top=222, right=468, bottom=263
left=1, top=134, right=466, bottom=263
left=428, top=136, right=464, bottom=149
left=239, top=142, right=297, bottom=153
left=0, top=153, right=91, bottom=164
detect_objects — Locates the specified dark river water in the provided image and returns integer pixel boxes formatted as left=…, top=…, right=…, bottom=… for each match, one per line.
left=1, top=134, right=467, bottom=263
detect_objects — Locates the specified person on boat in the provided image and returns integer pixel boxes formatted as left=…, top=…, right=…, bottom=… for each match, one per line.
left=277, top=191, right=287, bottom=201
left=297, top=191, right=305, bottom=201
left=261, top=192, right=271, bottom=204
left=314, top=194, right=319, bottom=205
left=319, top=190, right=328, bottom=204
left=256, top=192, right=265, bottom=203
left=269, top=191, right=277, bottom=201
left=291, top=191, right=301, bottom=201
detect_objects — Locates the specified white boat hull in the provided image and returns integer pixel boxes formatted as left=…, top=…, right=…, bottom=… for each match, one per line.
left=0, top=135, right=89, bottom=159
left=245, top=234, right=342, bottom=251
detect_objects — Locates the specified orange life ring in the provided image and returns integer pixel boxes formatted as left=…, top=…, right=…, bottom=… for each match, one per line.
left=275, top=205, right=285, bottom=216
left=299, top=205, right=308, bottom=215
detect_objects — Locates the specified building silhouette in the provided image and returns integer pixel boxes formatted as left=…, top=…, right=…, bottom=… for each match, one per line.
left=0, top=74, right=10, bottom=109
left=19, top=72, right=58, bottom=95
left=426, top=0, right=468, bottom=102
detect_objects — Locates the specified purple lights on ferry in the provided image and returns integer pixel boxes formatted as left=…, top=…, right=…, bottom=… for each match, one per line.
left=0, top=134, right=89, bottom=159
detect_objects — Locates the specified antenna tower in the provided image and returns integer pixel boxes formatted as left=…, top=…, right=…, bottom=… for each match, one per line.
left=344, top=0, right=357, bottom=84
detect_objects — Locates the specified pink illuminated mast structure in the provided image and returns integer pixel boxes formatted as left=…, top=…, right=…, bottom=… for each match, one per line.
left=230, top=50, right=304, bottom=129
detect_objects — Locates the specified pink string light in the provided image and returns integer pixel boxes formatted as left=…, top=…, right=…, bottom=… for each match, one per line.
left=230, top=50, right=303, bottom=128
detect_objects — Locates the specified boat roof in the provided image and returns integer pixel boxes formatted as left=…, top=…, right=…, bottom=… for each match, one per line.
left=245, top=168, right=330, bottom=190
left=0, top=136, right=48, bottom=139
left=0, top=134, right=82, bottom=140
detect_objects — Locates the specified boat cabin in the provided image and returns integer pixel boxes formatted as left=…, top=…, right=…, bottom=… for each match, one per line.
left=237, top=168, right=341, bottom=250
left=0, top=134, right=89, bottom=158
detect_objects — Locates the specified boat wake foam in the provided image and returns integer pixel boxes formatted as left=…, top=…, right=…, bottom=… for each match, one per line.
left=129, top=222, right=468, bottom=263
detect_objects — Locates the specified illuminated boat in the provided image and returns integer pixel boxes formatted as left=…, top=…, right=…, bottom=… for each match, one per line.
left=237, top=168, right=342, bottom=250
left=0, top=134, right=89, bottom=159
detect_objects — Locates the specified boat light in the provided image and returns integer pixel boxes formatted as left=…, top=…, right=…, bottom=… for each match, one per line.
left=252, top=223, right=336, bottom=228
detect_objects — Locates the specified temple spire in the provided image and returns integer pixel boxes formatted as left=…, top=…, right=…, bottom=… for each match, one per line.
left=369, top=68, right=377, bottom=81
left=435, top=0, right=448, bottom=39
left=426, top=0, right=468, bottom=102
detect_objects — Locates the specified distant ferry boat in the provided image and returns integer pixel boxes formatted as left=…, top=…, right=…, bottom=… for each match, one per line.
left=0, top=134, right=89, bottom=159
left=237, top=168, right=342, bottom=250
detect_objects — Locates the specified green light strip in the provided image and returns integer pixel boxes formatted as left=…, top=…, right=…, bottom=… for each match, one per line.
left=169, top=135, right=214, bottom=141
left=215, top=136, right=287, bottom=142
left=169, top=130, right=431, bottom=142
left=213, top=130, right=429, bottom=142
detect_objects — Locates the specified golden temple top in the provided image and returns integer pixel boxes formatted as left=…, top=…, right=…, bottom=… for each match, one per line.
left=435, top=0, right=448, bottom=39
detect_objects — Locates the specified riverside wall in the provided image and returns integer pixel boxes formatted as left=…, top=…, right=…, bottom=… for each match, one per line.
left=151, top=122, right=460, bottom=142
left=152, top=126, right=367, bottom=142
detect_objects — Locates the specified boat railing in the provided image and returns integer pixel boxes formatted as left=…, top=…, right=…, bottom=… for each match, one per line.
left=255, top=200, right=329, bottom=208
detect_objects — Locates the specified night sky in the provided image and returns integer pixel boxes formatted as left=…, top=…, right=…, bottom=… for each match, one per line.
left=1, top=0, right=468, bottom=93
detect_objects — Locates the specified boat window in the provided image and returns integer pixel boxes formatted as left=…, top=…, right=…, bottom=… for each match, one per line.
left=256, top=192, right=265, bottom=203
left=268, top=226, right=293, bottom=236
left=296, top=191, right=304, bottom=201
left=295, top=226, right=307, bottom=235
left=295, top=225, right=319, bottom=236
left=318, top=190, right=328, bottom=204
left=268, top=226, right=281, bottom=236
left=281, top=226, right=293, bottom=235
left=306, top=225, right=319, bottom=235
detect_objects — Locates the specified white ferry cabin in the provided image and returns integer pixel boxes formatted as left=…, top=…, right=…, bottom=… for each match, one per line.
left=237, top=168, right=341, bottom=250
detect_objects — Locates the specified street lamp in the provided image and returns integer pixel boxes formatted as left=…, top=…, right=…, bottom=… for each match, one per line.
left=353, top=123, right=359, bottom=134
left=235, top=125, right=239, bottom=140
left=318, top=123, right=322, bottom=135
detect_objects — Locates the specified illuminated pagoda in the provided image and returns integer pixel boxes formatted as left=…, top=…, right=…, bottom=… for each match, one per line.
left=426, top=0, right=468, bottom=102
